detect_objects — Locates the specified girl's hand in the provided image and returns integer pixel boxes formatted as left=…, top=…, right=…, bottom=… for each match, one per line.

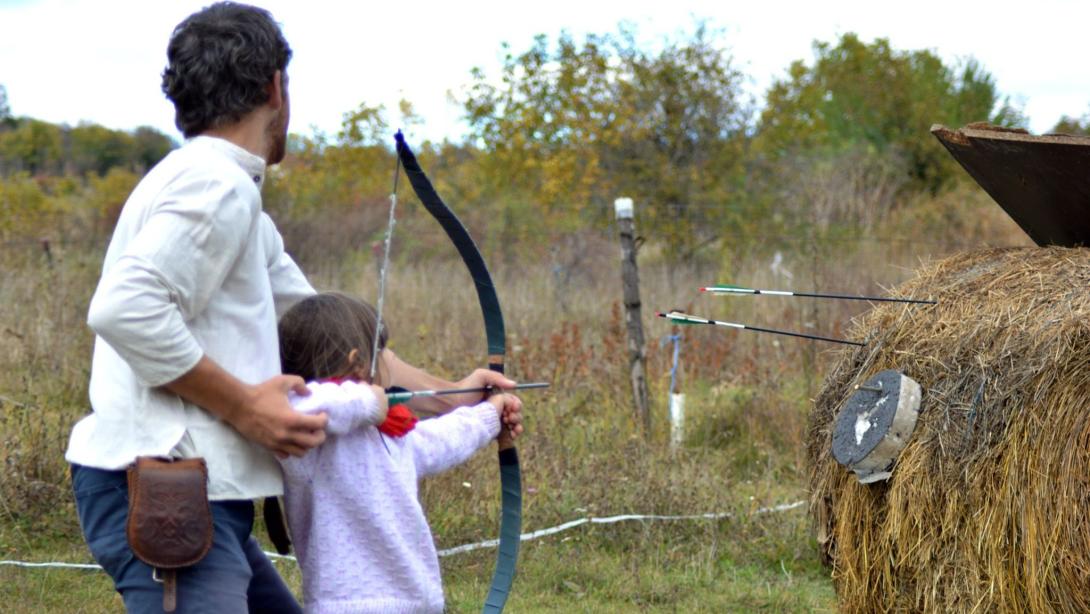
left=488, top=392, right=524, bottom=448
left=370, top=383, right=390, bottom=420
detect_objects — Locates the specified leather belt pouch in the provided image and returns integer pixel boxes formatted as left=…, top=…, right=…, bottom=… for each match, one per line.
left=127, top=456, right=213, bottom=612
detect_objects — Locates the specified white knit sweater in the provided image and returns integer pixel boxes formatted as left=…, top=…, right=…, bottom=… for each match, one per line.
left=280, top=381, right=501, bottom=613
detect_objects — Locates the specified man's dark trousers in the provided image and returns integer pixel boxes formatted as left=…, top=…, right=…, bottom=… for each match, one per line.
left=71, top=464, right=302, bottom=613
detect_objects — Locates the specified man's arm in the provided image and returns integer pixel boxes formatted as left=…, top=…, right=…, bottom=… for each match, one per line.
left=163, top=356, right=327, bottom=458
left=381, top=349, right=461, bottom=416
left=261, top=213, right=316, bottom=318
left=87, top=171, right=328, bottom=458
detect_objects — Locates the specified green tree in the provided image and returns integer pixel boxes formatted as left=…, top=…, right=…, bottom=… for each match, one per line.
left=462, top=22, right=751, bottom=258
left=0, top=118, right=63, bottom=174
left=70, top=123, right=133, bottom=175
left=754, top=33, right=1012, bottom=192
left=68, top=123, right=174, bottom=176
left=130, top=126, right=175, bottom=170
left=0, top=84, right=12, bottom=127
left=1052, top=109, right=1090, bottom=136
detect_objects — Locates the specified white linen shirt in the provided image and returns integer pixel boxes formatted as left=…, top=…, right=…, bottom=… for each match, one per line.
left=65, top=136, right=315, bottom=500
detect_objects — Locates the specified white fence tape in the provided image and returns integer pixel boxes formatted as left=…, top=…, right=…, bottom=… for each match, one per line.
left=2, top=499, right=806, bottom=570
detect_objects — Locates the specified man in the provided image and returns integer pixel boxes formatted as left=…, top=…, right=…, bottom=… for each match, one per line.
left=66, top=3, right=519, bottom=611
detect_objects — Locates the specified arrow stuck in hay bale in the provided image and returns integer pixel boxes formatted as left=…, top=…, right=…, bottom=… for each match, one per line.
left=807, top=246, right=1090, bottom=613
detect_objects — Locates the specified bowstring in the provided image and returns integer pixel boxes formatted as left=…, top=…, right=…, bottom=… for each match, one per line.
left=371, top=148, right=402, bottom=383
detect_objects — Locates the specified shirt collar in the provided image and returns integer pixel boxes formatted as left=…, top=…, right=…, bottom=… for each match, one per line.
left=188, top=135, right=268, bottom=189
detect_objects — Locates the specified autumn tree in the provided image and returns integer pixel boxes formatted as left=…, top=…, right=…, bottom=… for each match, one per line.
left=264, top=101, right=433, bottom=264
left=270, top=100, right=403, bottom=219
left=0, top=115, right=174, bottom=177
left=461, top=23, right=751, bottom=259
left=0, top=118, right=63, bottom=174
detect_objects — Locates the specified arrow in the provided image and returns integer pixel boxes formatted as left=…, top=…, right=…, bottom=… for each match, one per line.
left=701, top=284, right=936, bottom=305
left=386, top=382, right=550, bottom=404
left=657, top=310, right=864, bottom=347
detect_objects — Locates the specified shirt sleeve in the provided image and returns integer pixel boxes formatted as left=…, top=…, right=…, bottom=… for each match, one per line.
left=86, top=171, right=259, bottom=387
left=407, top=402, right=501, bottom=478
left=260, top=213, right=315, bottom=318
left=289, top=381, right=385, bottom=435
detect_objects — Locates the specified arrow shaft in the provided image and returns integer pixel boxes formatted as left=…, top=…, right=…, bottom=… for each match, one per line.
left=791, top=290, right=934, bottom=304
left=658, top=312, right=862, bottom=346
left=387, top=382, right=550, bottom=404
left=741, top=322, right=865, bottom=346
left=703, top=286, right=935, bottom=304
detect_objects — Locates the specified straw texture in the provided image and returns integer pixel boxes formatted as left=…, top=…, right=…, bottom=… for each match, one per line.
left=807, top=247, right=1090, bottom=613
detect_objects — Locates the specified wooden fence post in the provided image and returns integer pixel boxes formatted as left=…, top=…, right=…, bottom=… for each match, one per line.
left=615, top=197, right=651, bottom=434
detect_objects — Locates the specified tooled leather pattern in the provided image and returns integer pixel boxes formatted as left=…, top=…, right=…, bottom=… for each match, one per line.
left=129, top=468, right=212, bottom=568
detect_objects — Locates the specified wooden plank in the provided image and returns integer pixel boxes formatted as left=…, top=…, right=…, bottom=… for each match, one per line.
left=931, top=123, right=1090, bottom=247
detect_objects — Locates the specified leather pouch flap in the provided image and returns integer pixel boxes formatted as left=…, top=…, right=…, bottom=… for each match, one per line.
left=126, top=456, right=213, bottom=569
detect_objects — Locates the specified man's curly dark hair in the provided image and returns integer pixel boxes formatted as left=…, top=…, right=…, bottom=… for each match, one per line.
left=161, top=2, right=292, bottom=138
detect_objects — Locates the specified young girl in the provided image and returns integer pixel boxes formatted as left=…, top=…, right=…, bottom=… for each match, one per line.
left=276, top=292, right=522, bottom=613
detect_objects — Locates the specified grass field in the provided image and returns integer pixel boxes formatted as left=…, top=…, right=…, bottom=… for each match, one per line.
left=0, top=187, right=1027, bottom=611
left=1, top=498, right=835, bottom=612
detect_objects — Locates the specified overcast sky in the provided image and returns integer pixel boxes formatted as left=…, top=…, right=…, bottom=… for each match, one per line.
left=1, top=0, right=1086, bottom=144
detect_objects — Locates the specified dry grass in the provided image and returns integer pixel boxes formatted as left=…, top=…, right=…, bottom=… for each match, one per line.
left=808, top=247, right=1090, bottom=613
left=0, top=184, right=1031, bottom=610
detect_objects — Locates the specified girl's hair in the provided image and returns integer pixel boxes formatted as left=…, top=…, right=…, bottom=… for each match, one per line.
left=278, top=292, right=387, bottom=382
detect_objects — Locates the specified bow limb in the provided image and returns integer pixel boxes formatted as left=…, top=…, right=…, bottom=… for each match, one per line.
left=394, top=131, right=521, bottom=614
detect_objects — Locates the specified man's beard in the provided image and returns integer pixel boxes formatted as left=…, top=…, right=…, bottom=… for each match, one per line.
left=265, top=107, right=288, bottom=165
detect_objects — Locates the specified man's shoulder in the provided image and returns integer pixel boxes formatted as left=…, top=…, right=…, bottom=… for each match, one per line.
left=165, top=139, right=261, bottom=194
left=130, top=140, right=260, bottom=216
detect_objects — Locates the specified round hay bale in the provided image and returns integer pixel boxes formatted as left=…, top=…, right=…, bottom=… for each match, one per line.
left=807, top=246, right=1090, bottom=613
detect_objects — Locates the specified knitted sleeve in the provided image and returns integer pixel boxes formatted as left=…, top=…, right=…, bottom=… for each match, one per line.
left=407, top=402, right=501, bottom=478
left=288, top=380, right=385, bottom=435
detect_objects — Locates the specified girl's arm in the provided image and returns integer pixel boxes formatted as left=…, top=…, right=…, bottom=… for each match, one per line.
left=407, top=401, right=501, bottom=478
left=288, top=380, right=388, bottom=435
left=382, top=349, right=517, bottom=417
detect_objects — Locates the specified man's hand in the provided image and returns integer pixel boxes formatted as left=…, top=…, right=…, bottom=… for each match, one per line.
left=164, top=357, right=328, bottom=459
left=234, top=375, right=328, bottom=458
left=458, top=368, right=516, bottom=393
